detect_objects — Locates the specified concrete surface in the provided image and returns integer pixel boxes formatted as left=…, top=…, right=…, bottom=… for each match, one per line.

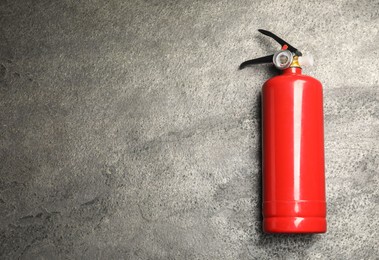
left=0, top=0, right=378, bottom=259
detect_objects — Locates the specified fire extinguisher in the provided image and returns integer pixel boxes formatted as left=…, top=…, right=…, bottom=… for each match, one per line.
left=240, top=30, right=326, bottom=233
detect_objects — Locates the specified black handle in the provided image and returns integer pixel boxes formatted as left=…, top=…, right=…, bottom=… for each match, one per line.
left=258, top=29, right=302, bottom=56
left=239, top=29, right=302, bottom=70
left=239, top=54, right=273, bottom=70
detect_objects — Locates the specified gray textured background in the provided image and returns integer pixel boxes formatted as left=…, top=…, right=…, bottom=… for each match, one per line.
left=1, top=0, right=378, bottom=259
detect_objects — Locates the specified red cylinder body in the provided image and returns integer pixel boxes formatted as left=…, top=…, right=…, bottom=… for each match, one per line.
left=262, top=67, right=326, bottom=233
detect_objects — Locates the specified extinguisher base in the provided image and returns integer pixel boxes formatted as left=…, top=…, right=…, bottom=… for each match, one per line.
left=263, top=217, right=327, bottom=234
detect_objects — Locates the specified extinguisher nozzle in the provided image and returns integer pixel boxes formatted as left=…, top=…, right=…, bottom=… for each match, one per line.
left=298, top=54, right=314, bottom=67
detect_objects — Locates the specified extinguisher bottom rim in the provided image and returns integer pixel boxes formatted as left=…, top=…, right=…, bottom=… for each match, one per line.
left=263, top=217, right=327, bottom=234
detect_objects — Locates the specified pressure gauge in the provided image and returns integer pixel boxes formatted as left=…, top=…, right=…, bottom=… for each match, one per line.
left=273, top=50, right=293, bottom=70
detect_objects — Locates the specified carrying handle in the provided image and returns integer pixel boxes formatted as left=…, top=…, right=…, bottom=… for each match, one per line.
left=239, top=54, right=273, bottom=70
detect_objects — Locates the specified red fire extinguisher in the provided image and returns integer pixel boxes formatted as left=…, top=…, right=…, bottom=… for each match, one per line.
left=240, top=30, right=326, bottom=233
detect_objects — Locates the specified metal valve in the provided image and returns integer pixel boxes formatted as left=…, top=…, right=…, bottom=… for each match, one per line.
left=239, top=29, right=311, bottom=70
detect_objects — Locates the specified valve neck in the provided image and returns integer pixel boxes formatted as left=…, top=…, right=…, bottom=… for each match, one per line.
left=282, top=67, right=302, bottom=75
